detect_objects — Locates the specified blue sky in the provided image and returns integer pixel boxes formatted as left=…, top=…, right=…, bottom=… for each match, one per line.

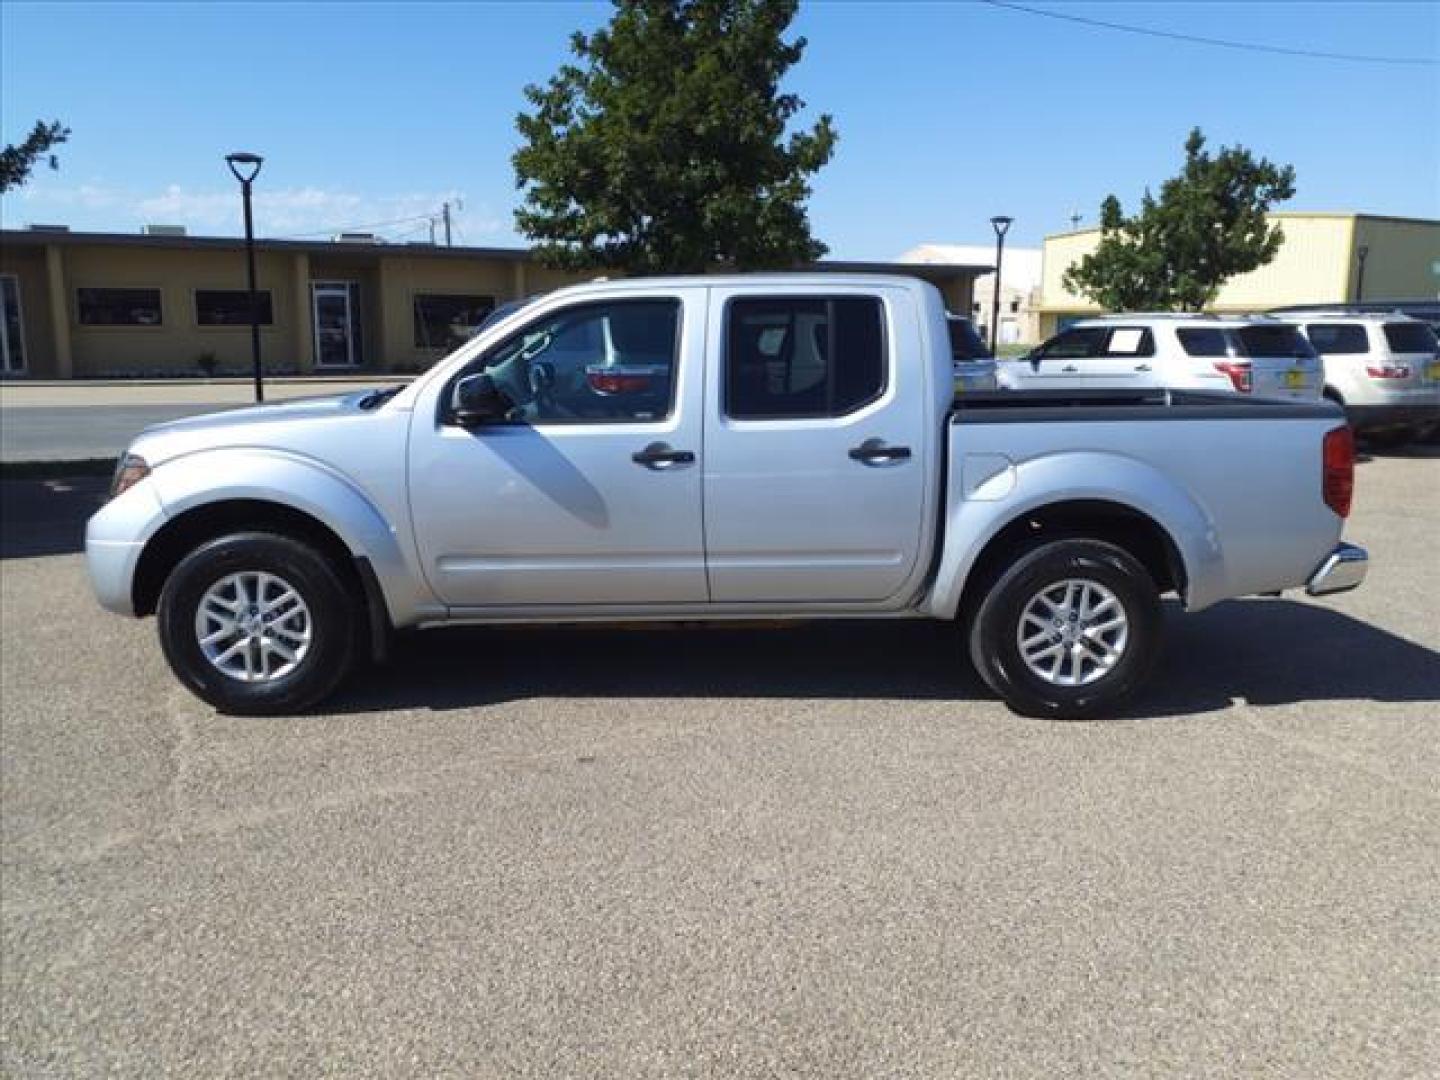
left=2, top=1, right=1436, bottom=258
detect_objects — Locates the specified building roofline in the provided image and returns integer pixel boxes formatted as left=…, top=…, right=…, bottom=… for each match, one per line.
left=1043, top=211, right=1438, bottom=243
left=0, top=229, right=990, bottom=278
left=0, top=228, right=535, bottom=261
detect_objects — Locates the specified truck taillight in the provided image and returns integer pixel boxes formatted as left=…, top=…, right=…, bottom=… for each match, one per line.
left=1323, top=425, right=1355, bottom=518
left=1213, top=360, right=1252, bottom=392
left=1365, top=364, right=1410, bottom=379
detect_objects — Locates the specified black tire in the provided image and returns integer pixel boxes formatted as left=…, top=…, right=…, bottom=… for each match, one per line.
left=157, top=531, right=359, bottom=715
left=968, top=538, right=1162, bottom=720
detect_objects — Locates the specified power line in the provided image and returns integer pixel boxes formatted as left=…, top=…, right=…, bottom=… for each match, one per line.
left=980, top=0, right=1439, bottom=66
left=274, top=212, right=436, bottom=240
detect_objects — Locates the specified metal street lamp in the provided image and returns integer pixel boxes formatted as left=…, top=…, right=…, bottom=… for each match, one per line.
left=225, top=151, right=265, bottom=402
left=1355, top=244, right=1370, bottom=302
left=988, top=215, right=1013, bottom=354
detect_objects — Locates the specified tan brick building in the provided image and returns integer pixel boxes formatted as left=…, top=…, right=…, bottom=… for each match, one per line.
left=0, top=229, right=987, bottom=379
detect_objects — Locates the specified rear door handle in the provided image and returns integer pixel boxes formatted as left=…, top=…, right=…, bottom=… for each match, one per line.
left=632, top=442, right=695, bottom=469
left=1061, top=364, right=1079, bottom=373
left=849, top=438, right=912, bottom=465
left=1135, top=363, right=1153, bottom=372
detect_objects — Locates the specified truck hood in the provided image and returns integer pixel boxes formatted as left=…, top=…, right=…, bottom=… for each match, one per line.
left=128, top=390, right=396, bottom=465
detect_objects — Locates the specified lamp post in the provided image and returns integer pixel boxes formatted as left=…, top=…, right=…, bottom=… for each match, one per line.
left=225, top=152, right=265, bottom=402
left=988, top=215, right=1013, bottom=354
left=1355, top=244, right=1370, bottom=302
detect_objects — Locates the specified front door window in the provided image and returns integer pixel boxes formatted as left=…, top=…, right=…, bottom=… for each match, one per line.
left=312, top=282, right=361, bottom=368
left=1, top=276, right=25, bottom=375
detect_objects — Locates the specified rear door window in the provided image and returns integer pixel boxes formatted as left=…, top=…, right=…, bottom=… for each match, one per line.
left=1305, top=323, right=1369, bottom=354
left=726, top=296, right=886, bottom=419
left=1382, top=322, right=1438, bottom=354
left=1102, top=327, right=1155, bottom=357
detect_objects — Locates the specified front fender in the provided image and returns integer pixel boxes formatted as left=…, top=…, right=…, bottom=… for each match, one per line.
left=925, top=450, right=1228, bottom=619
left=146, top=448, right=438, bottom=626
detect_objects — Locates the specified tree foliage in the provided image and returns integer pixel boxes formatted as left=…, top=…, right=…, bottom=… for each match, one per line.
left=1064, top=128, right=1296, bottom=312
left=513, top=0, right=837, bottom=273
left=0, top=120, right=70, bottom=193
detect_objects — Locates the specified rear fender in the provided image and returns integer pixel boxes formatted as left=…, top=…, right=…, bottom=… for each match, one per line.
left=926, top=450, right=1227, bottom=618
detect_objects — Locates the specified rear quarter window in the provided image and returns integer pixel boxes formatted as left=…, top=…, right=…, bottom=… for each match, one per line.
left=1382, top=322, right=1438, bottom=354
left=1305, top=324, right=1369, bottom=354
left=1177, top=328, right=1230, bottom=357
left=1236, top=325, right=1314, bottom=358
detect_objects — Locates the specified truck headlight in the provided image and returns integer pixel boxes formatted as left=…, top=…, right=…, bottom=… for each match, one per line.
left=109, top=453, right=151, bottom=500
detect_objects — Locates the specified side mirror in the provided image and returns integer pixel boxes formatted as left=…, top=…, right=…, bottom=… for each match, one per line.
left=450, top=372, right=510, bottom=426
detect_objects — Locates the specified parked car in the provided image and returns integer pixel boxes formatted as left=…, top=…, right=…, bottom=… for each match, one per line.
left=87, top=275, right=1366, bottom=720
left=947, top=314, right=999, bottom=393
left=999, top=314, right=1323, bottom=401
left=1273, top=311, right=1440, bottom=444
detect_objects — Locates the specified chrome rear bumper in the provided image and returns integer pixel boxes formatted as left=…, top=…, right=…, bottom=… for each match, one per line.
left=1305, top=542, right=1369, bottom=597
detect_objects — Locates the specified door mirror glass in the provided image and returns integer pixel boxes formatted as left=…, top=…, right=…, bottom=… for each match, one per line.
left=450, top=372, right=511, bottom=426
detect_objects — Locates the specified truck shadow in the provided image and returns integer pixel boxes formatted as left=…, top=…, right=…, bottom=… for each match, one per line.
left=332, top=599, right=1440, bottom=719
left=0, top=476, right=107, bottom=559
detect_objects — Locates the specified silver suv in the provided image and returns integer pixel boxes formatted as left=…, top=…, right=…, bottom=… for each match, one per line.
left=999, top=314, right=1323, bottom=401
left=1276, top=311, right=1440, bottom=443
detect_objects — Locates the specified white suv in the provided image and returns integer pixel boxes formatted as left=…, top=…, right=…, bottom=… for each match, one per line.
left=999, top=315, right=1323, bottom=400
left=1275, top=312, right=1440, bottom=442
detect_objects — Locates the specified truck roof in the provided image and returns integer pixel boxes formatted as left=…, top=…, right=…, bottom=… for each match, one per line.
left=543, top=272, right=942, bottom=294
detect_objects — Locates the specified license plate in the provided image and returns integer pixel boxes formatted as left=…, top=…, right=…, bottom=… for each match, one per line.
left=1429, top=360, right=1440, bottom=381
left=1285, top=369, right=1305, bottom=389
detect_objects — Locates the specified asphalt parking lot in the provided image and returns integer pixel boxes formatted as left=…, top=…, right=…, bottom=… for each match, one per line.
left=2, top=450, right=1437, bottom=1077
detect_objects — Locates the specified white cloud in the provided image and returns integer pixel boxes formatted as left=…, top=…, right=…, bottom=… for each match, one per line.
left=2, top=181, right=507, bottom=243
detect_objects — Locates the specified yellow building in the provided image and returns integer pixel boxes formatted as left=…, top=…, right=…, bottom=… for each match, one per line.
left=0, top=228, right=987, bottom=380
left=1037, top=212, right=1440, bottom=338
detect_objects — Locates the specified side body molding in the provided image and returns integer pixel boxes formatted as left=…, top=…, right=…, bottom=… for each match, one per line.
left=925, top=450, right=1227, bottom=618
left=147, top=449, right=442, bottom=627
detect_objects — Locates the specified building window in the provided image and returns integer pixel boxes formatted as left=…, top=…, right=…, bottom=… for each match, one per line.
left=195, top=289, right=274, bottom=326
left=77, top=287, right=163, bottom=326
left=1009, top=299, right=1020, bottom=313
left=1, top=275, right=25, bottom=374
left=414, top=293, right=494, bottom=349
left=725, top=296, right=886, bottom=420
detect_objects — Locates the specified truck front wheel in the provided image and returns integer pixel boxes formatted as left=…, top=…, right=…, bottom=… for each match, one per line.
left=157, top=532, right=359, bottom=715
left=968, top=538, right=1162, bottom=719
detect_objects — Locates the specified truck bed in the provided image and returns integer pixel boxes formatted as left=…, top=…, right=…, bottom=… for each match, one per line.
left=951, top=387, right=1343, bottom=423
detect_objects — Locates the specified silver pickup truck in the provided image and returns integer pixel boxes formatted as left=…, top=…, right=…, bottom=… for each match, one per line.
left=86, top=274, right=1367, bottom=719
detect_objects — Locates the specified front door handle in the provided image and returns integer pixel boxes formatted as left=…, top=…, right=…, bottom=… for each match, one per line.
left=1061, top=364, right=1079, bottom=373
left=849, top=438, right=912, bottom=465
left=1135, top=363, right=1153, bottom=372
left=632, top=442, right=695, bottom=469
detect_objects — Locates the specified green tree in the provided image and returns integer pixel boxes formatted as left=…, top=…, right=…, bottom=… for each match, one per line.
left=0, top=120, right=70, bottom=193
left=1064, top=128, right=1296, bottom=312
left=513, top=0, right=837, bottom=274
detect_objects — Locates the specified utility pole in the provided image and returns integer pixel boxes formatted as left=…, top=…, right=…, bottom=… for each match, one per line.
left=442, top=202, right=452, bottom=247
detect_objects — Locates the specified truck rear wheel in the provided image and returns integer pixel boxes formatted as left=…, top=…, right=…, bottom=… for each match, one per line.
left=157, top=531, right=358, bottom=715
left=968, top=538, right=1161, bottom=719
